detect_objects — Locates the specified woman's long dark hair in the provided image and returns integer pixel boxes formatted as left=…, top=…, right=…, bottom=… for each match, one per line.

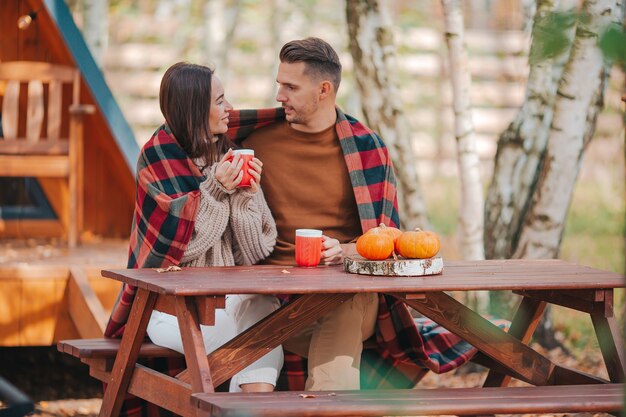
left=159, top=62, right=234, bottom=165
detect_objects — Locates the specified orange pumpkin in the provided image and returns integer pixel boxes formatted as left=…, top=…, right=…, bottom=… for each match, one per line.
left=395, top=228, right=440, bottom=259
left=356, top=230, right=394, bottom=260
left=371, top=223, right=403, bottom=244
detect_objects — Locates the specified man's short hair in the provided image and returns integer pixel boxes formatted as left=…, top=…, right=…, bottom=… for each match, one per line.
left=279, top=37, right=342, bottom=91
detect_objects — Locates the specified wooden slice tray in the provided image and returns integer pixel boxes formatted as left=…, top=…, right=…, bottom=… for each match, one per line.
left=344, top=255, right=443, bottom=277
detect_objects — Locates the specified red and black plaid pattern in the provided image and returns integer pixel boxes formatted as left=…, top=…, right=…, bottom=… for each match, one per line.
left=227, top=107, right=400, bottom=229
left=105, top=125, right=204, bottom=338
left=104, top=126, right=203, bottom=417
left=229, top=107, right=488, bottom=390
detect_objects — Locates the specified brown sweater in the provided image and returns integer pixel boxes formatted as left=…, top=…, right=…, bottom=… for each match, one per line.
left=244, top=121, right=362, bottom=266
left=180, top=161, right=277, bottom=268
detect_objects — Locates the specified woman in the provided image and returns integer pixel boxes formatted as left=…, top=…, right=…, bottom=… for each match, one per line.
left=105, top=62, right=282, bottom=393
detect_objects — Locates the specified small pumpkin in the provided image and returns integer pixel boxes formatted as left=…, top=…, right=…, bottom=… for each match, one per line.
left=371, top=223, right=403, bottom=244
left=356, top=229, right=394, bottom=260
left=395, top=228, right=440, bottom=259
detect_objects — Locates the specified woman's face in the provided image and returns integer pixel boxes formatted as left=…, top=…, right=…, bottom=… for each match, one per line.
left=208, top=75, right=233, bottom=136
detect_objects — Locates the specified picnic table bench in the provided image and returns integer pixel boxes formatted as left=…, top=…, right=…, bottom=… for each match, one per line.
left=58, top=338, right=624, bottom=416
left=58, top=259, right=625, bottom=417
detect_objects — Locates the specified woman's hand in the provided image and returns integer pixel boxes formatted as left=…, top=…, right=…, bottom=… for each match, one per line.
left=215, top=149, right=243, bottom=191
left=247, top=157, right=263, bottom=193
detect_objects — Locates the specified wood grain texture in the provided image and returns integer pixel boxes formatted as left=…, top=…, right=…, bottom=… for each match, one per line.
left=57, top=338, right=182, bottom=359
left=26, top=80, right=44, bottom=141
left=344, top=255, right=443, bottom=276
left=1, top=1, right=136, bottom=241
left=397, top=291, right=555, bottom=386
left=175, top=296, right=215, bottom=393
left=591, top=313, right=626, bottom=383
left=90, top=364, right=195, bottom=417
left=98, top=288, right=156, bottom=417
left=192, top=383, right=624, bottom=417
left=20, top=277, right=60, bottom=344
left=101, top=260, right=624, bottom=296
left=514, top=289, right=608, bottom=314
left=482, top=296, right=546, bottom=387
left=67, top=267, right=108, bottom=338
left=0, top=219, right=64, bottom=238
left=0, top=155, right=70, bottom=176
left=177, top=293, right=354, bottom=387
left=2, top=80, right=19, bottom=138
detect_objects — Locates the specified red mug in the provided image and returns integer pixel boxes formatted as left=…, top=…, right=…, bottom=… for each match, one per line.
left=295, top=229, right=323, bottom=267
left=229, top=149, right=254, bottom=187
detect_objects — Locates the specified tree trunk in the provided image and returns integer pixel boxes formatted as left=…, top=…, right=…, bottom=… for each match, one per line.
left=441, top=0, right=485, bottom=261
left=514, top=0, right=618, bottom=348
left=514, top=0, right=617, bottom=259
left=485, top=0, right=577, bottom=319
left=83, top=0, right=109, bottom=65
left=485, top=0, right=578, bottom=261
left=266, top=0, right=283, bottom=107
left=204, top=0, right=241, bottom=82
left=345, top=0, right=429, bottom=230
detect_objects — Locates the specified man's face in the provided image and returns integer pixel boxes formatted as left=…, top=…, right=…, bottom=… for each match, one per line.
left=275, top=61, right=321, bottom=126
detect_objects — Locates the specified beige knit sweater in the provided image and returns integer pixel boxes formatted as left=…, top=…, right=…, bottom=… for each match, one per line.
left=180, top=162, right=277, bottom=268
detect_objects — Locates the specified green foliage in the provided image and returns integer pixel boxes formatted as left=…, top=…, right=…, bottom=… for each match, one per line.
left=528, top=11, right=577, bottom=65
left=529, top=11, right=626, bottom=66
left=598, top=23, right=626, bottom=67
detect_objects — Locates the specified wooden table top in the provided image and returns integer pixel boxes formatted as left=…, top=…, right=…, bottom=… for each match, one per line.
left=101, top=259, right=625, bottom=296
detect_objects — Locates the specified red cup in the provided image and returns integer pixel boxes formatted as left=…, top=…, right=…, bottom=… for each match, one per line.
left=295, top=229, right=323, bottom=267
left=229, top=149, right=254, bottom=187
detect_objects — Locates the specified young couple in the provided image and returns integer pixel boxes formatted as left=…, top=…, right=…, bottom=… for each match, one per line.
left=105, top=37, right=400, bottom=397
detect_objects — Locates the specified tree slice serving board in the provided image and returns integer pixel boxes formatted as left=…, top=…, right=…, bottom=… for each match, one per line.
left=344, top=255, right=443, bottom=277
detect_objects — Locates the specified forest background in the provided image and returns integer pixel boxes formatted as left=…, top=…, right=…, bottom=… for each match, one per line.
left=68, top=0, right=624, bottom=352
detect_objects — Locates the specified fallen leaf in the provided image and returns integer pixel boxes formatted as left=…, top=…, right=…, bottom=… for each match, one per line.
left=155, top=265, right=182, bottom=273
left=298, top=394, right=316, bottom=398
left=281, top=269, right=291, bottom=274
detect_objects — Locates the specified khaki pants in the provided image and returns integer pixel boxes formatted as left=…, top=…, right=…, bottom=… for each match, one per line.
left=283, top=293, right=378, bottom=390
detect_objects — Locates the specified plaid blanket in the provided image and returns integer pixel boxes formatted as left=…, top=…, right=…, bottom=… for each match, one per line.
left=104, top=125, right=203, bottom=417
left=227, top=107, right=400, bottom=230
left=230, top=107, right=490, bottom=390
left=105, top=125, right=204, bottom=338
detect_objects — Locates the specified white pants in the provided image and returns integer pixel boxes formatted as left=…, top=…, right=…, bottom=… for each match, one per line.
left=146, top=294, right=283, bottom=392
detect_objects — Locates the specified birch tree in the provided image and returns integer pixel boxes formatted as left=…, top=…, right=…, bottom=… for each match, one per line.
left=441, top=0, right=485, bottom=261
left=345, top=0, right=429, bottom=230
left=204, top=0, right=242, bottom=81
left=512, top=0, right=618, bottom=345
left=82, top=0, right=109, bottom=65
left=485, top=0, right=578, bottom=261
left=514, top=0, right=619, bottom=259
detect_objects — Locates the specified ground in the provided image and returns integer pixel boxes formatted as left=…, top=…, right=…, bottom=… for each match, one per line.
left=0, top=344, right=614, bottom=417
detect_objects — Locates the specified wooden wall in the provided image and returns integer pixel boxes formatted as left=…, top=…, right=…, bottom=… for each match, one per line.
left=0, top=0, right=135, bottom=239
left=0, top=266, right=121, bottom=346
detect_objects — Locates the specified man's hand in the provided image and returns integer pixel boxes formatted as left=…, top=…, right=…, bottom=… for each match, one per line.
left=321, top=236, right=351, bottom=265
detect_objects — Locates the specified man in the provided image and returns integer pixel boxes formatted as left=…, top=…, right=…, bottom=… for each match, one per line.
left=237, top=37, right=396, bottom=391
left=229, top=37, right=478, bottom=391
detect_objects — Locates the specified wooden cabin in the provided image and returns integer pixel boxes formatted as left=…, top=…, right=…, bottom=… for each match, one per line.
left=0, top=0, right=138, bottom=346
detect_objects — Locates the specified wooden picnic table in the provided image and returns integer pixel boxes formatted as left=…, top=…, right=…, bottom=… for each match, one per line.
left=94, top=259, right=624, bottom=417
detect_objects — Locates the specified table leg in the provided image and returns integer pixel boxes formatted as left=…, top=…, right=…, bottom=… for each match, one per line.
left=175, top=296, right=215, bottom=393
left=590, top=290, right=625, bottom=383
left=99, top=288, right=157, bottom=417
left=177, top=293, right=355, bottom=387
left=482, top=296, right=547, bottom=387
left=394, top=291, right=555, bottom=386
